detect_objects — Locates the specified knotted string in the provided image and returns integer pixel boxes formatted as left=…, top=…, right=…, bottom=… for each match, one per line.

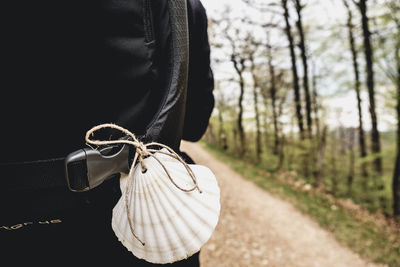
left=85, top=123, right=202, bottom=246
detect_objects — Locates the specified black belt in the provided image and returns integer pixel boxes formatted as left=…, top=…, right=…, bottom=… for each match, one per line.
left=0, top=139, right=132, bottom=193
left=0, top=158, right=67, bottom=192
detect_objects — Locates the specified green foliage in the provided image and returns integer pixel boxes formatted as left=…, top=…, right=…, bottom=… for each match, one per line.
left=206, top=119, right=397, bottom=216
left=205, top=1, right=400, bottom=261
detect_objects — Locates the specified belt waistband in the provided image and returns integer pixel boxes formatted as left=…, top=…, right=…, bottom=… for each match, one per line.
left=0, top=158, right=67, bottom=192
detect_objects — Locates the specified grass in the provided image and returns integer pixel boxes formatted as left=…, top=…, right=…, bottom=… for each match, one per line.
left=208, top=122, right=397, bottom=215
left=201, top=141, right=400, bottom=267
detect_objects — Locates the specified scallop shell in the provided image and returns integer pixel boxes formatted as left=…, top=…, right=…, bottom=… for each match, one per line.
left=112, top=149, right=221, bottom=264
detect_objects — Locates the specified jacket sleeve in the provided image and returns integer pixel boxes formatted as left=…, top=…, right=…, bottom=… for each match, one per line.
left=182, top=0, right=215, bottom=142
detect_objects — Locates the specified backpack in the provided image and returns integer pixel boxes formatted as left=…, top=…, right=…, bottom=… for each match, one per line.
left=0, top=0, right=207, bottom=265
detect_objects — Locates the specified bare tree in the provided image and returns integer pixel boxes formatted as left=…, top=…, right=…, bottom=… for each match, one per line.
left=209, top=10, right=249, bottom=156
left=347, top=128, right=356, bottom=196
left=248, top=44, right=263, bottom=161
left=231, top=54, right=247, bottom=156
left=315, top=126, right=328, bottom=186
left=293, top=0, right=312, bottom=137
left=354, top=0, right=382, bottom=174
left=311, top=62, right=320, bottom=138
left=384, top=0, right=400, bottom=216
left=266, top=35, right=280, bottom=155
left=223, top=24, right=248, bottom=156
left=310, top=61, right=323, bottom=184
left=215, top=87, right=229, bottom=150
left=205, top=123, right=217, bottom=145
left=343, top=0, right=369, bottom=181
left=276, top=82, right=289, bottom=170
left=330, top=130, right=339, bottom=194
left=394, top=38, right=400, bottom=216
left=281, top=0, right=305, bottom=139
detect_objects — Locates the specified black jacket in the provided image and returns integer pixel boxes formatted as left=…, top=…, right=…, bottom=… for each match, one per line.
left=0, top=1, right=213, bottom=266
left=1, top=0, right=214, bottom=162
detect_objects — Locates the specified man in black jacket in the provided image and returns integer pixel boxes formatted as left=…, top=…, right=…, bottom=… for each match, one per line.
left=0, top=0, right=213, bottom=265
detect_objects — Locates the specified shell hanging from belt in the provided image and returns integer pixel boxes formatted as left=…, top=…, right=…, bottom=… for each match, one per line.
left=112, top=149, right=221, bottom=264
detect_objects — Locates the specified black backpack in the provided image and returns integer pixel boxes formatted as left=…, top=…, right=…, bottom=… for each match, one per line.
left=0, top=0, right=210, bottom=265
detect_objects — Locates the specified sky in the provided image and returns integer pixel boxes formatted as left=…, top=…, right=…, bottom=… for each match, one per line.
left=199, top=0, right=396, bottom=131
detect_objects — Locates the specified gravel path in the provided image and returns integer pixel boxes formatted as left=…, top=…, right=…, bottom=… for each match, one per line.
left=181, top=141, right=382, bottom=267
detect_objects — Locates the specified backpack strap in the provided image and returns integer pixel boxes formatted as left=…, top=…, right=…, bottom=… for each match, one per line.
left=144, top=0, right=189, bottom=151
left=0, top=0, right=190, bottom=192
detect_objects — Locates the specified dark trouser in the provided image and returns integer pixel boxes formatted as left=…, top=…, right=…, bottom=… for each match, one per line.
left=1, top=152, right=200, bottom=266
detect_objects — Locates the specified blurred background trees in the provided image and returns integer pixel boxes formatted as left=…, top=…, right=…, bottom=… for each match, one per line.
left=203, top=0, right=400, bottom=218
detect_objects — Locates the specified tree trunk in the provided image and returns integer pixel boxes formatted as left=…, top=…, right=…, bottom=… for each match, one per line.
left=316, top=126, right=327, bottom=186
left=347, top=128, right=356, bottom=196
left=281, top=0, right=304, bottom=139
left=254, top=86, right=262, bottom=161
left=311, top=61, right=320, bottom=139
left=311, top=62, right=322, bottom=183
left=206, top=123, right=216, bottom=144
left=217, top=106, right=228, bottom=150
left=287, top=118, right=296, bottom=169
left=393, top=39, right=400, bottom=216
left=233, top=127, right=239, bottom=154
left=217, top=103, right=223, bottom=144
left=357, top=0, right=382, bottom=174
left=267, top=42, right=280, bottom=155
left=294, top=0, right=312, bottom=137
left=344, top=0, right=369, bottom=181
left=278, top=95, right=286, bottom=170
left=231, top=56, right=246, bottom=156
left=238, top=80, right=245, bottom=156
left=261, top=91, right=271, bottom=152
left=393, top=87, right=400, bottom=216
left=331, top=131, right=338, bottom=194
left=278, top=132, right=285, bottom=170
left=250, top=59, right=262, bottom=161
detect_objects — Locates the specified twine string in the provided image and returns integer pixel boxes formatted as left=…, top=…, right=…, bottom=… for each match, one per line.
left=85, top=123, right=202, bottom=246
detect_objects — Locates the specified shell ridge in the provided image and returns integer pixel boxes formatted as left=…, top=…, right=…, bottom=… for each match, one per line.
left=141, top=160, right=179, bottom=226
left=161, top=161, right=200, bottom=189
left=132, top=170, right=143, bottom=247
left=112, top=173, right=132, bottom=245
left=126, top=170, right=150, bottom=259
left=150, top=164, right=207, bottom=239
left=153, top=175, right=202, bottom=260
left=151, top=148, right=177, bottom=163
left=144, top=175, right=175, bottom=263
left=149, top=178, right=186, bottom=262
left=190, top=187, right=221, bottom=215
left=155, top=174, right=219, bottom=259
left=170, top=164, right=220, bottom=196
left=153, top=164, right=218, bottom=238
left=141, top=170, right=162, bottom=260
left=159, top=160, right=220, bottom=198
left=148, top=153, right=202, bottom=192
left=112, top=199, right=125, bottom=239
left=112, top=169, right=144, bottom=257
left=156, top=162, right=221, bottom=218
left=130, top=165, right=147, bottom=194
left=150, top=164, right=204, bottom=231
left=119, top=173, right=128, bottom=192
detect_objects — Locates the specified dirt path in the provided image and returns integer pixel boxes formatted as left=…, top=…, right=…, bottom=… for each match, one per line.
left=181, top=141, right=382, bottom=267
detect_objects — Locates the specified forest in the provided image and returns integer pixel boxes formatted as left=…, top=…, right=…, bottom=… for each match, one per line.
left=202, top=0, right=400, bottom=219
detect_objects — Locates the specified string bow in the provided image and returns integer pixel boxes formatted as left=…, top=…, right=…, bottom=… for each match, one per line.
left=85, top=123, right=202, bottom=245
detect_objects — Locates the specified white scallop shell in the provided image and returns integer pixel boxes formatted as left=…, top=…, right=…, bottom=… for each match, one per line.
left=112, top=149, right=221, bottom=264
